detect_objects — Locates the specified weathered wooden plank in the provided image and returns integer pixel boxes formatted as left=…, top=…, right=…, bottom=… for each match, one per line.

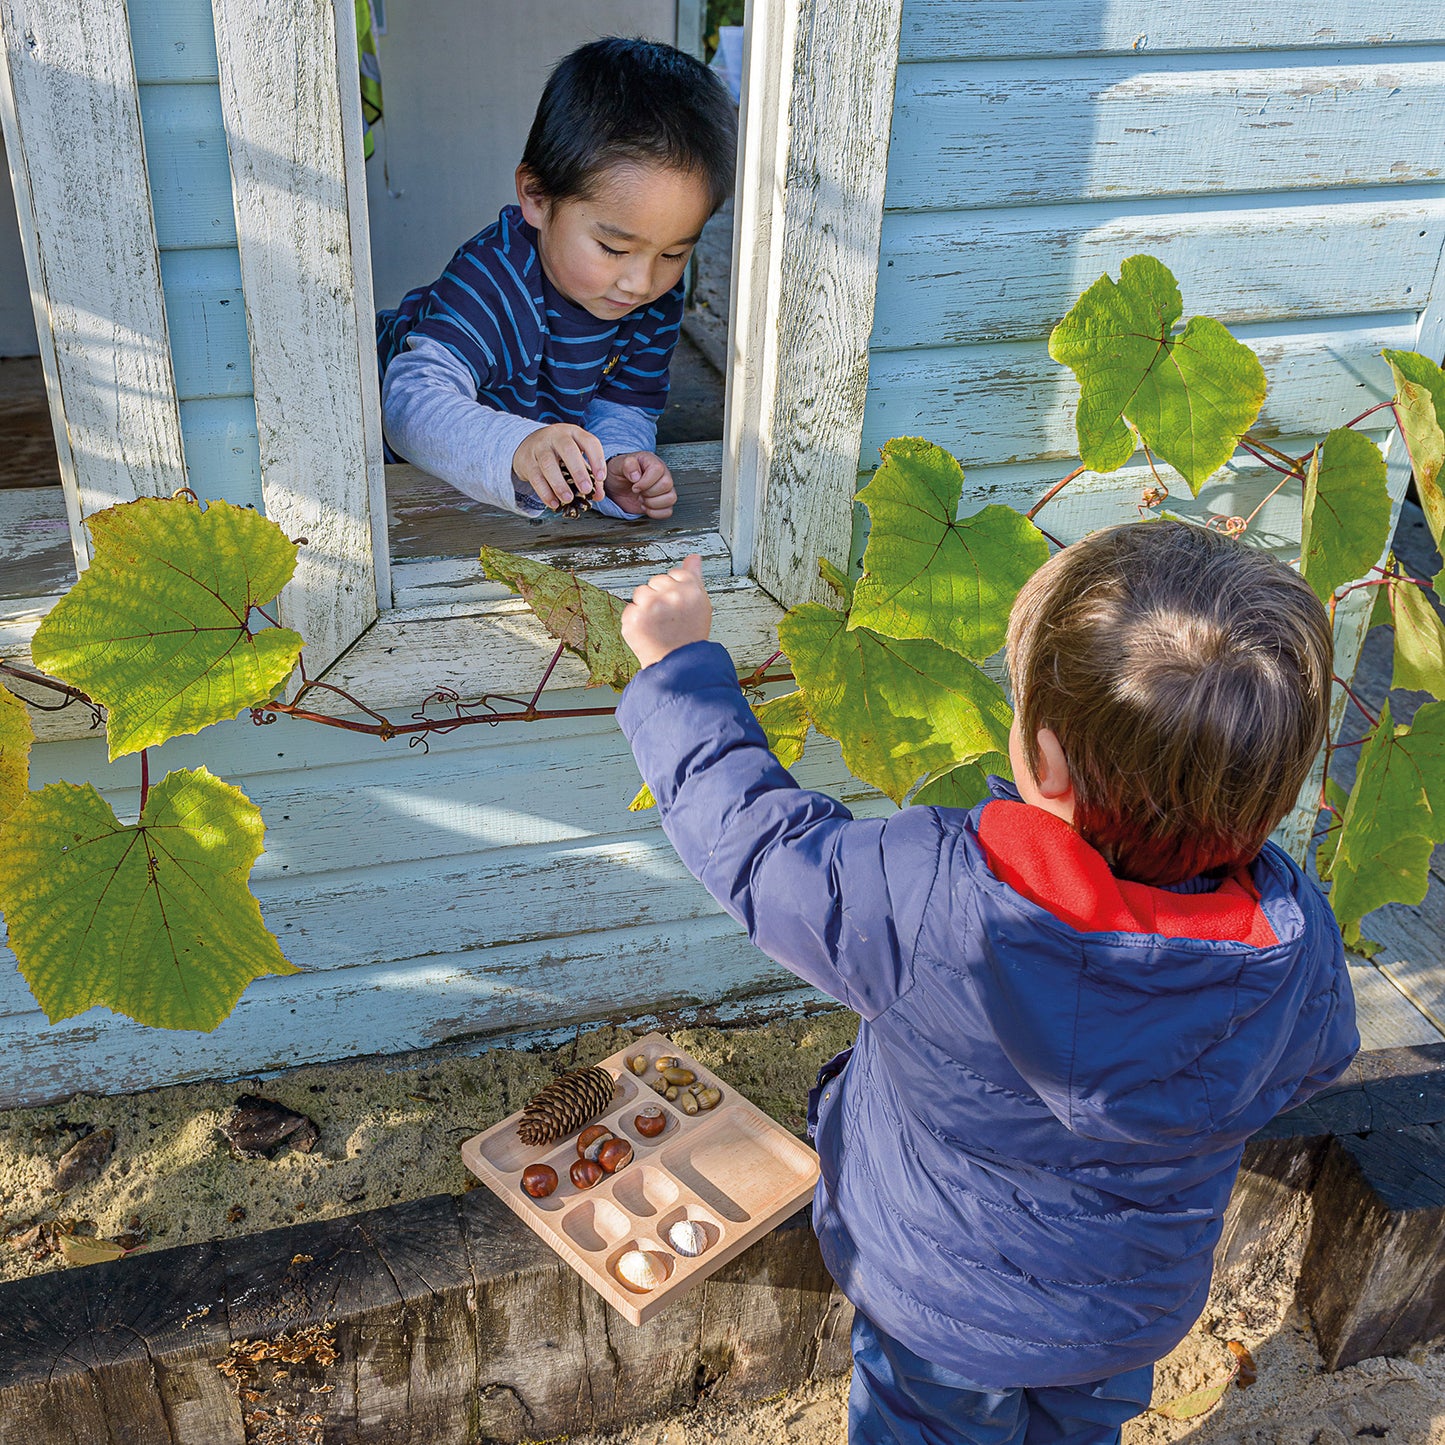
left=176, top=395, right=263, bottom=509
left=0, top=913, right=800, bottom=1106
left=898, top=0, right=1445, bottom=62
left=0, top=483, right=73, bottom=600
left=884, top=55, right=1445, bottom=213
left=871, top=190, right=1445, bottom=348
left=1348, top=960, right=1445, bottom=1050
left=127, top=0, right=218, bottom=83
left=158, top=246, right=252, bottom=399
left=860, top=318, right=1410, bottom=465
left=0, top=0, right=186, bottom=541
left=310, top=578, right=784, bottom=715
left=212, top=0, right=379, bottom=676
left=137, top=83, right=237, bottom=250
left=1363, top=870, right=1445, bottom=1036
left=726, top=0, right=904, bottom=605
left=1301, top=1127, right=1445, bottom=1368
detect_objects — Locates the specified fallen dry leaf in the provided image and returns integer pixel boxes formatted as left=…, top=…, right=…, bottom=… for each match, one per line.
left=57, top=1232, right=129, bottom=1266
left=1226, top=1339, right=1258, bottom=1389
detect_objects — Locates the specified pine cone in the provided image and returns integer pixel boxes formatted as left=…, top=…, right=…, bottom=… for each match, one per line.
left=516, top=1065, right=616, bottom=1147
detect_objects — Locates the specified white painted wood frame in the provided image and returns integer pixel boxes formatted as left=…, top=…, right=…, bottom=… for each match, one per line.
left=723, top=0, right=905, bottom=607
left=211, top=0, right=386, bottom=673
left=0, top=0, right=187, bottom=571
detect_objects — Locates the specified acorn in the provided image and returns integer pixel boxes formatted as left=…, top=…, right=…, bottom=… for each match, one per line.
left=661, top=1066, right=696, bottom=1087
left=597, top=1136, right=633, bottom=1174
left=577, top=1124, right=614, bottom=1162
left=695, top=1086, right=723, bottom=1112
left=679, top=1091, right=700, bottom=1116
left=521, top=1164, right=558, bottom=1199
left=516, top=1066, right=615, bottom=1147
left=570, top=1158, right=605, bottom=1190
left=635, top=1106, right=666, bottom=1139
left=627, top=1054, right=649, bottom=1076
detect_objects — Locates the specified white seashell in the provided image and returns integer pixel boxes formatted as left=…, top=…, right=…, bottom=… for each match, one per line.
left=668, top=1220, right=710, bottom=1258
left=616, top=1248, right=666, bottom=1291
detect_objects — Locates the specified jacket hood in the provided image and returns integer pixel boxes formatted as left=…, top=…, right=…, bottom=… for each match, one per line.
left=961, top=786, right=1338, bottom=1147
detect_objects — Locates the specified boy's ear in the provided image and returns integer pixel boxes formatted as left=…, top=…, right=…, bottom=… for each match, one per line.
left=1033, top=728, right=1074, bottom=804
left=515, top=166, right=550, bottom=228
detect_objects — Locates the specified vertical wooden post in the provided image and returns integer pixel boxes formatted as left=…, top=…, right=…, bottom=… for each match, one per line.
left=723, top=0, right=904, bottom=607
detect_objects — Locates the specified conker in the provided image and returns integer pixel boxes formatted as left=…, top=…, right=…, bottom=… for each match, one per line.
left=635, top=1106, right=666, bottom=1139
left=597, top=1136, right=633, bottom=1173
left=521, top=1164, right=557, bottom=1199
left=570, top=1158, right=605, bottom=1190
left=577, top=1124, right=614, bottom=1162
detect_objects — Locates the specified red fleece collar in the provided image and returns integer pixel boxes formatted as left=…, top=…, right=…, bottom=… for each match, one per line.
left=976, top=801, right=1277, bottom=946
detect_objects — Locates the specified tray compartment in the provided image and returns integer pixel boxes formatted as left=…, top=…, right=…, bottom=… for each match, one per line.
left=662, top=1111, right=815, bottom=1220
left=561, top=1196, right=632, bottom=1253
left=610, top=1163, right=680, bottom=1218
left=607, top=1240, right=675, bottom=1295
left=656, top=1202, right=724, bottom=1260
left=613, top=1100, right=683, bottom=1149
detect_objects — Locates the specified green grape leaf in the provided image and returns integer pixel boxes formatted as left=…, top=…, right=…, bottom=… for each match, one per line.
left=480, top=547, right=637, bottom=691
left=1329, top=699, right=1445, bottom=934
left=780, top=603, right=1011, bottom=805
left=629, top=690, right=812, bottom=812
left=1299, top=428, right=1392, bottom=603
left=1048, top=255, right=1266, bottom=491
left=30, top=498, right=303, bottom=760
left=1384, top=349, right=1445, bottom=556
left=1393, top=582, right=1445, bottom=698
left=0, top=681, right=33, bottom=824
left=911, top=752, right=1011, bottom=810
left=0, top=768, right=297, bottom=1030
left=849, top=438, right=1049, bottom=660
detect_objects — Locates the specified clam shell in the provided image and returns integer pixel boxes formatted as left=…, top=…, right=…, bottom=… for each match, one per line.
left=616, top=1248, right=666, bottom=1291
left=668, top=1220, right=710, bottom=1258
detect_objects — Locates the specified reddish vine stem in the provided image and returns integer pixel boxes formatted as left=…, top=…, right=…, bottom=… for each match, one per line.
left=1238, top=470, right=1298, bottom=531
left=1240, top=433, right=1306, bottom=470
left=1333, top=674, right=1380, bottom=730
left=139, top=749, right=150, bottom=812
left=1025, top=466, right=1086, bottom=522
left=526, top=640, right=568, bottom=711
left=0, top=660, right=104, bottom=723
left=738, top=650, right=785, bottom=690
left=1346, top=400, right=1396, bottom=430
left=1237, top=440, right=1306, bottom=482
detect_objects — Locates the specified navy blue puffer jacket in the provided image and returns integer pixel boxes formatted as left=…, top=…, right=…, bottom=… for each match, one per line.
left=618, top=642, right=1358, bottom=1388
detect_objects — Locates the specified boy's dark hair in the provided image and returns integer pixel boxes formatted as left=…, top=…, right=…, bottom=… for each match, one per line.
left=520, top=38, right=737, bottom=212
left=1006, top=520, right=1333, bottom=886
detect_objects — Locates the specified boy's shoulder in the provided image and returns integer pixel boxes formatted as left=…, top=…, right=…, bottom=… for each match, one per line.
left=442, top=206, right=540, bottom=287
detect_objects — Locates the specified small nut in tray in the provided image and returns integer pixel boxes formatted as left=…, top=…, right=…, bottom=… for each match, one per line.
left=460, top=1032, right=820, bottom=1325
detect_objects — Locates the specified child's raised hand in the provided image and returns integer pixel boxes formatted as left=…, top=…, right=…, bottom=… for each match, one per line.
left=622, top=554, right=712, bottom=668
left=605, top=451, right=677, bottom=520
left=512, top=425, right=607, bottom=510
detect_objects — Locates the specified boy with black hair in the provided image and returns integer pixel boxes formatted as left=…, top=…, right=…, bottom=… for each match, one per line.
left=377, top=38, right=735, bottom=520
left=616, top=523, right=1358, bottom=1444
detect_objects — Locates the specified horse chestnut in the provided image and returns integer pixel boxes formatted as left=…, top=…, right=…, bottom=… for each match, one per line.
left=570, top=1158, right=605, bottom=1190
left=577, top=1124, right=614, bottom=1162
left=635, top=1106, right=666, bottom=1139
left=521, top=1164, right=557, bottom=1199
left=597, top=1136, right=633, bottom=1173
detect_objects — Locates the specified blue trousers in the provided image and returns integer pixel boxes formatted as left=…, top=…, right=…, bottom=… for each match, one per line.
left=848, top=1313, right=1154, bottom=1445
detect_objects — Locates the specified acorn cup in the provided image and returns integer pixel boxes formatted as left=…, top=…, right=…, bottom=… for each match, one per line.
left=516, top=1065, right=616, bottom=1147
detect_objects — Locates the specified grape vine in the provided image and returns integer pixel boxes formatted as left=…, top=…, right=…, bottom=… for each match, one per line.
left=0, top=254, right=1442, bottom=1031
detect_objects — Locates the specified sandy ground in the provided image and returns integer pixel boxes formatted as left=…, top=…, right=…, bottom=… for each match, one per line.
left=2, top=1011, right=1442, bottom=1441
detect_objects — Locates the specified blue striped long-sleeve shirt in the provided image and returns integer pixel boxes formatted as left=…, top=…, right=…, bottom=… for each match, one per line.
left=377, top=205, right=682, bottom=515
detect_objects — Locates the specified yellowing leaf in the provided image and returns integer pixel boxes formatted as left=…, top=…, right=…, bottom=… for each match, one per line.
left=0, top=768, right=298, bottom=1031
left=58, top=1233, right=130, bottom=1266
left=0, top=681, right=33, bottom=824
left=780, top=604, right=1011, bottom=805
left=850, top=439, right=1049, bottom=660
left=1392, top=582, right=1445, bottom=698
left=1385, top=349, right=1445, bottom=558
left=1299, top=429, right=1391, bottom=604
left=1152, top=1375, right=1235, bottom=1421
left=1048, top=255, right=1266, bottom=491
left=480, top=547, right=637, bottom=690
left=30, top=498, right=303, bottom=760
left=1329, top=700, right=1445, bottom=934
left=911, top=753, right=1010, bottom=809
left=629, top=691, right=812, bottom=812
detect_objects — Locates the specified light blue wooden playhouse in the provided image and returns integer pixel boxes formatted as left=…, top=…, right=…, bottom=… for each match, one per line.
left=1, top=0, right=1444, bottom=1106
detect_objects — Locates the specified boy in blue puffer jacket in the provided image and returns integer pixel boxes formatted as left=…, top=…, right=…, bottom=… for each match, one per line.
left=616, top=520, right=1357, bottom=1445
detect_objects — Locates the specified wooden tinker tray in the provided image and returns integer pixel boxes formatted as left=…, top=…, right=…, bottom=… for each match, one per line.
left=461, top=1032, right=821, bottom=1325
